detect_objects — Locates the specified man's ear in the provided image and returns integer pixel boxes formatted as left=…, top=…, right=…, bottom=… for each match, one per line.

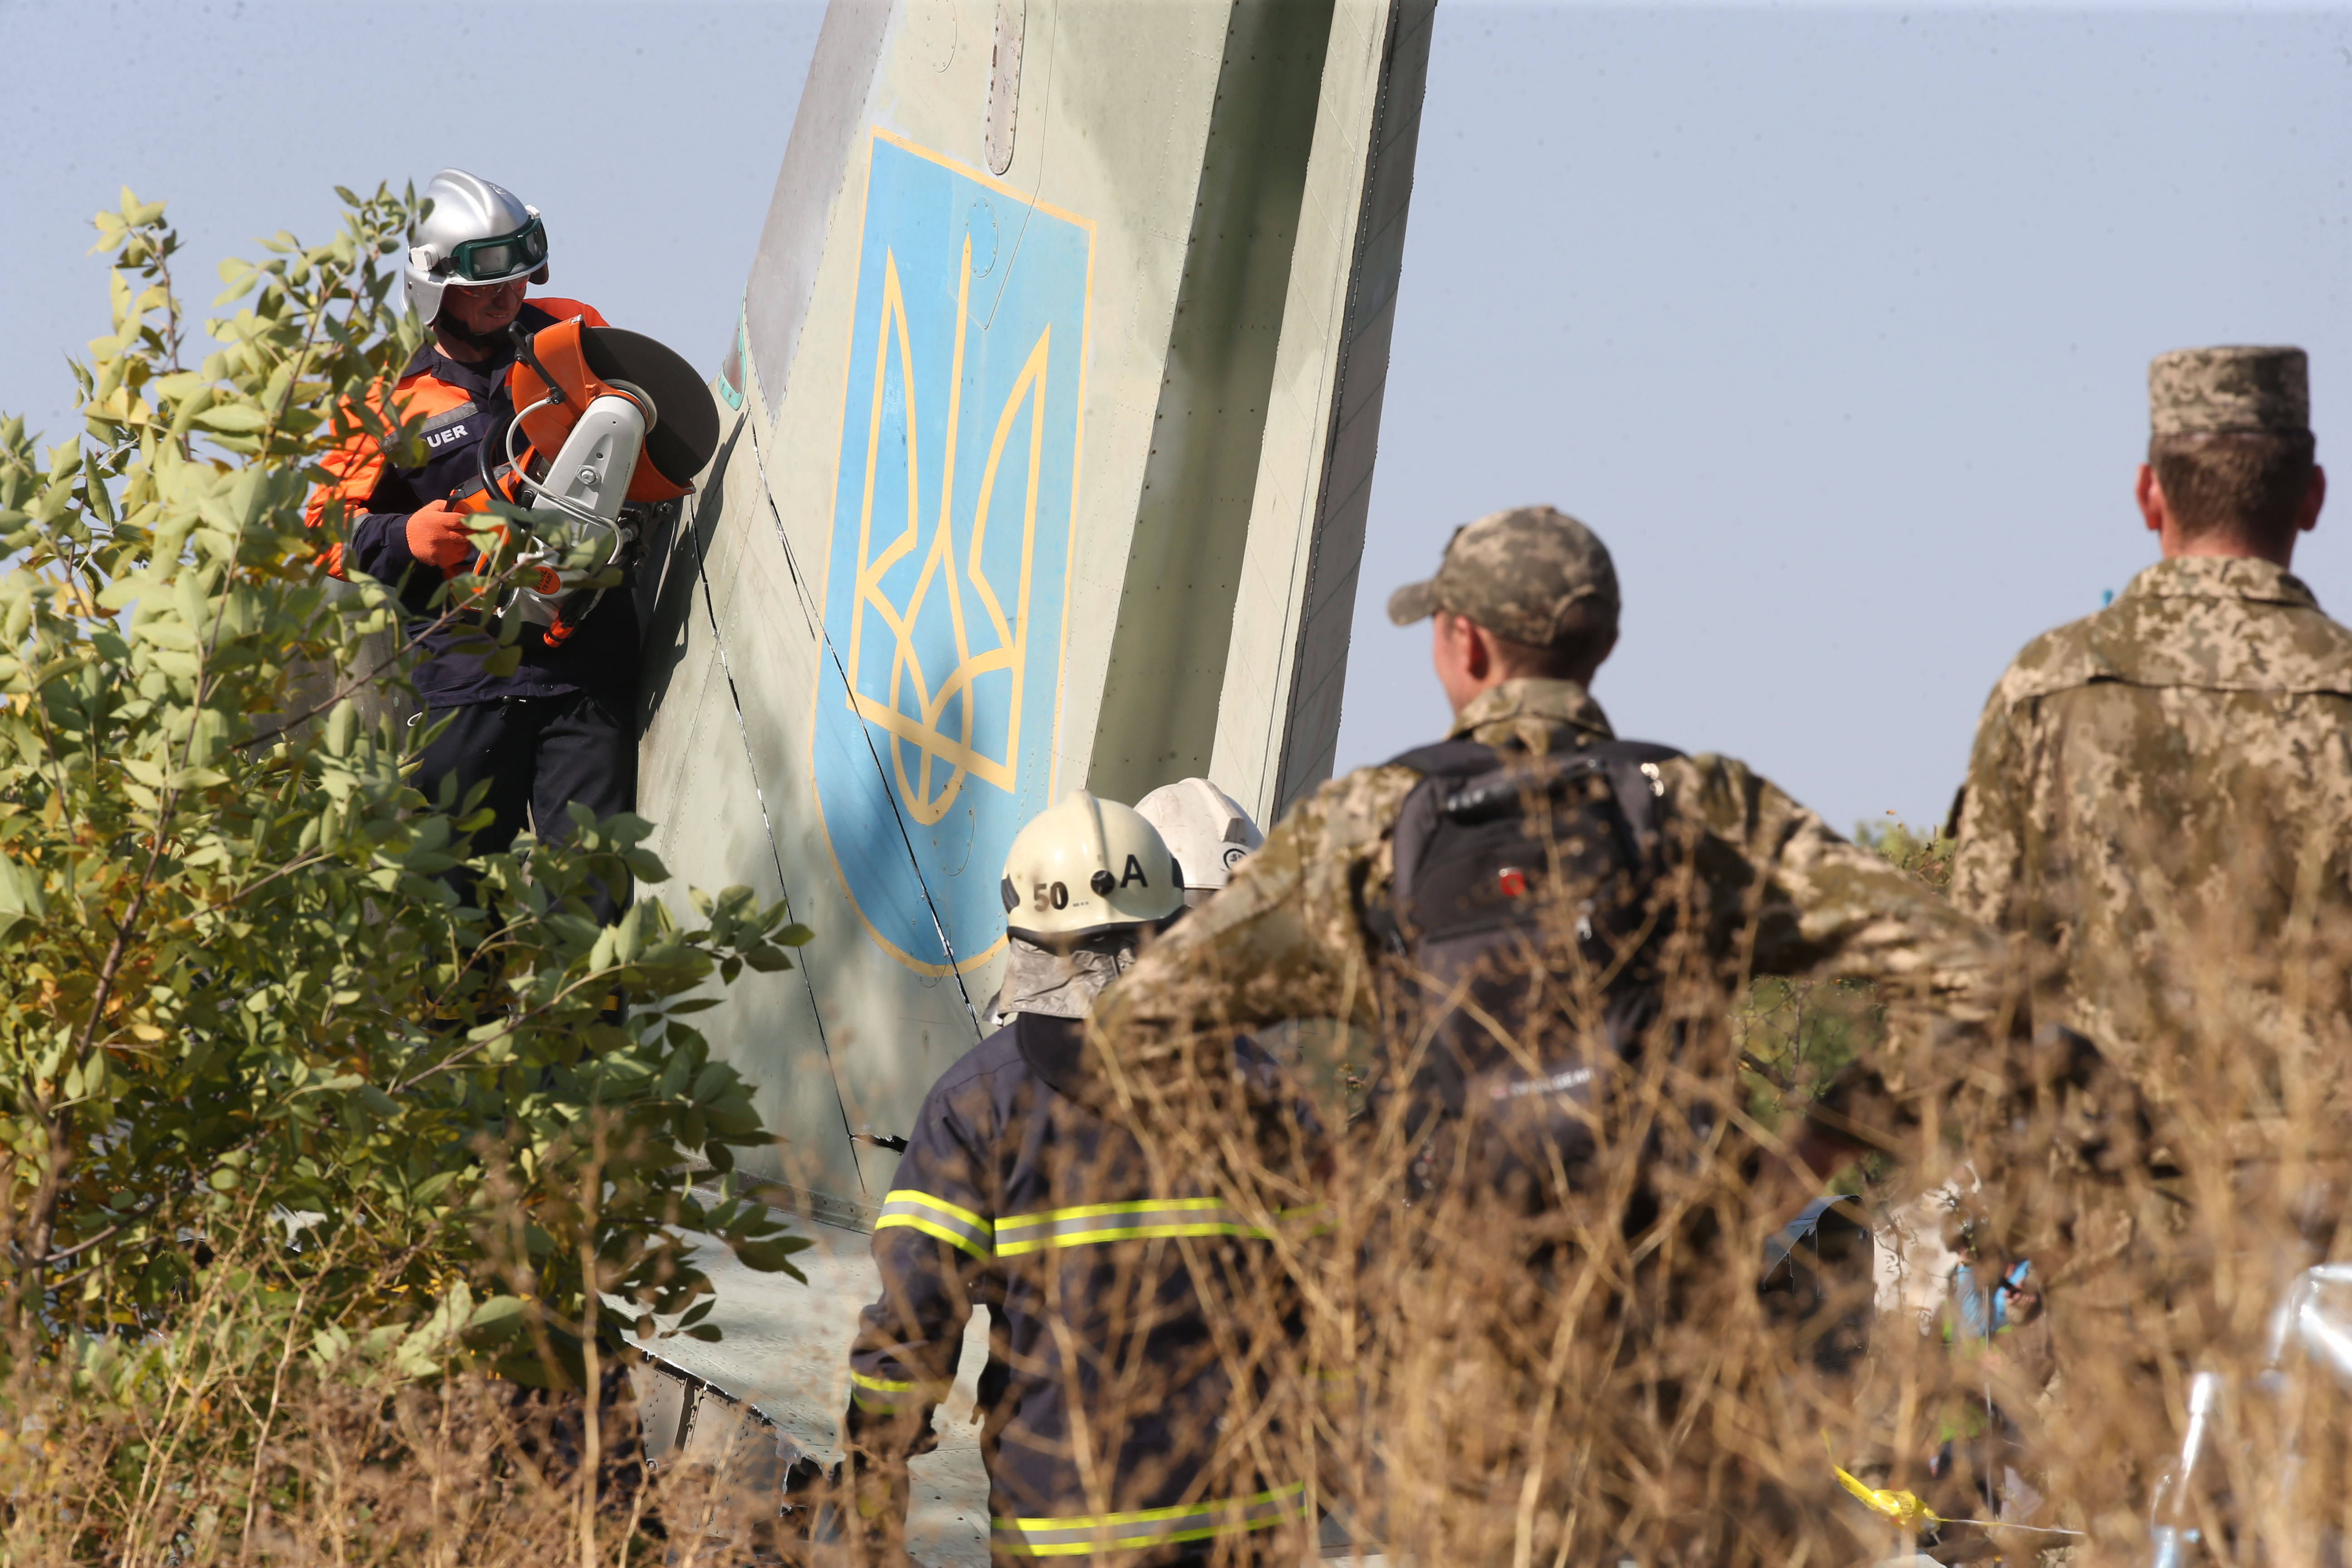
left=2300, top=464, right=2327, bottom=534
left=2136, top=463, right=2168, bottom=535
left=1460, top=619, right=1493, bottom=681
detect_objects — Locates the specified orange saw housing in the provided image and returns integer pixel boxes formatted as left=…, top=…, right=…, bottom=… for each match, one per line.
left=507, top=317, right=694, bottom=504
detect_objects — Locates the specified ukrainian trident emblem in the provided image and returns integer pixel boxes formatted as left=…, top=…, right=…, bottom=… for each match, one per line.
left=810, top=129, right=1095, bottom=975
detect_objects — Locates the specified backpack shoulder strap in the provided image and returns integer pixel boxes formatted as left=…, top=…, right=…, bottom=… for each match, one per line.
left=1578, top=738, right=1683, bottom=869
left=1385, top=737, right=1500, bottom=779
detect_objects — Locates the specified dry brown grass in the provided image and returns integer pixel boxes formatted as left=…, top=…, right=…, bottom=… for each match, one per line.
left=16, top=824, right=2352, bottom=1568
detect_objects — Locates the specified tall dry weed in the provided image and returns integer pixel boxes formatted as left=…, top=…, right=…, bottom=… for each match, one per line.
left=0, top=1205, right=811, bottom=1568
left=19, top=797, right=2352, bottom=1568
left=1004, top=803, right=2352, bottom=1568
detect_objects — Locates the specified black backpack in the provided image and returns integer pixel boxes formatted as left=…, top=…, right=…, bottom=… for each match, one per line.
left=1370, top=731, right=1684, bottom=1199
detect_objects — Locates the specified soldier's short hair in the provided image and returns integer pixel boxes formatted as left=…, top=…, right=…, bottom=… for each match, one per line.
left=1482, top=604, right=1616, bottom=681
left=2149, top=429, right=2317, bottom=547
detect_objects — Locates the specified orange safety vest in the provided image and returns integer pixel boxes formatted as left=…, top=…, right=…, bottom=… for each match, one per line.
left=304, top=296, right=608, bottom=578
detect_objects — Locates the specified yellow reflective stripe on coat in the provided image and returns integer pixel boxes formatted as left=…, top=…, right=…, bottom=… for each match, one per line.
left=994, top=1200, right=1322, bottom=1256
left=1314, top=1367, right=1357, bottom=1411
left=875, top=1189, right=994, bottom=1259
left=849, top=1367, right=947, bottom=1416
left=990, top=1483, right=1308, bottom=1556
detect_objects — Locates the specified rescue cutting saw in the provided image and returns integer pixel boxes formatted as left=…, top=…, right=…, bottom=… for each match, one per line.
left=451, top=316, right=720, bottom=646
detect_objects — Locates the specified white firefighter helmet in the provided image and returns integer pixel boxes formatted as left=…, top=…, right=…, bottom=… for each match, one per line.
left=1000, top=791, right=1183, bottom=944
left=1135, top=777, right=1262, bottom=906
left=403, top=168, right=550, bottom=326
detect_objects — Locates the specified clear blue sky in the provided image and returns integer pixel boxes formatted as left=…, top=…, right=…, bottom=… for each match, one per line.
left=5, top=0, right=2348, bottom=836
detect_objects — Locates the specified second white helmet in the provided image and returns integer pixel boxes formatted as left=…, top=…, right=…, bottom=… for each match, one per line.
left=1135, top=777, right=1262, bottom=907
left=404, top=168, right=550, bottom=326
left=1000, top=791, right=1183, bottom=943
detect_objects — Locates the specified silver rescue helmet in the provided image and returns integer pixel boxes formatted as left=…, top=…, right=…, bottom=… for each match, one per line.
left=403, top=168, right=550, bottom=326
left=1000, top=790, right=1183, bottom=945
left=1134, top=777, right=1262, bottom=908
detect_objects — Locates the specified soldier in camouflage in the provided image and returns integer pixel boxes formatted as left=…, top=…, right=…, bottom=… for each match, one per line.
left=1090, top=505, right=2015, bottom=1563
left=1095, top=504, right=2008, bottom=1089
left=1947, top=349, right=2352, bottom=1555
left=1950, top=345, right=2346, bottom=1078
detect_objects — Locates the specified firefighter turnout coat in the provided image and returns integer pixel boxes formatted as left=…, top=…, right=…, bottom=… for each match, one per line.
left=844, top=1011, right=1316, bottom=1564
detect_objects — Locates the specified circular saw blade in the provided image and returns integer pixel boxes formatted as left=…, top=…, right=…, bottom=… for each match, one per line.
left=578, top=326, right=723, bottom=489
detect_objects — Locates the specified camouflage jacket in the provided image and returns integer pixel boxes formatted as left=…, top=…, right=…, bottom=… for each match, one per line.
left=1950, top=556, right=2352, bottom=1074
left=1095, top=680, right=2009, bottom=1082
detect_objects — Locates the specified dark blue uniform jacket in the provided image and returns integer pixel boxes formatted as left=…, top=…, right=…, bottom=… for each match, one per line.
left=314, top=297, right=637, bottom=707
left=845, top=1012, right=1317, bottom=1564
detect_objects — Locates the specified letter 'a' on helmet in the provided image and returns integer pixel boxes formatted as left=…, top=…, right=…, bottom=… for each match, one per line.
left=404, top=168, right=551, bottom=326
left=1135, top=778, right=1262, bottom=908
left=1000, top=791, right=1183, bottom=944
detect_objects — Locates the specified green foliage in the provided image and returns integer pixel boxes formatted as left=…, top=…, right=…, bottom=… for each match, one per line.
left=1852, top=814, right=1956, bottom=894
left=1736, top=817, right=1957, bottom=1137
left=0, top=187, right=809, bottom=1385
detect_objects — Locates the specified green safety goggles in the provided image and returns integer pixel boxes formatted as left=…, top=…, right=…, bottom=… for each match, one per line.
left=441, top=215, right=547, bottom=284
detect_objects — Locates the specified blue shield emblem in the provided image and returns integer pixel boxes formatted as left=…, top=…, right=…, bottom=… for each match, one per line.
left=809, top=129, right=1095, bottom=976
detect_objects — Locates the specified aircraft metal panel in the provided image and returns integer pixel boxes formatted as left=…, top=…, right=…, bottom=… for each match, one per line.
left=744, top=0, right=896, bottom=402
left=646, top=0, right=1427, bottom=1218
left=715, top=407, right=991, bottom=1185
left=1282, top=485, right=1372, bottom=750
left=1083, top=0, right=1338, bottom=806
left=1268, top=0, right=1432, bottom=817
left=647, top=0, right=1290, bottom=1209
left=1208, top=0, right=1431, bottom=823
left=639, top=424, right=868, bottom=1206
left=1321, top=349, right=1391, bottom=546
left=1374, top=0, right=1437, bottom=165
left=989, top=0, right=1240, bottom=798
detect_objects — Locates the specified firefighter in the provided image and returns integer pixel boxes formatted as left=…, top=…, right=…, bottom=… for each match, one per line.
left=840, top=790, right=1317, bottom=1567
left=306, top=167, right=636, bottom=921
left=1134, top=777, right=1263, bottom=910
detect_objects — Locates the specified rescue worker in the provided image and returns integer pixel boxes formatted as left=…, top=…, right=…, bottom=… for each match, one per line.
left=1135, top=777, right=1263, bottom=909
left=306, top=168, right=636, bottom=921
left=841, top=792, right=1317, bottom=1567
left=1948, top=347, right=2352, bottom=1555
left=1089, top=505, right=2018, bottom=1563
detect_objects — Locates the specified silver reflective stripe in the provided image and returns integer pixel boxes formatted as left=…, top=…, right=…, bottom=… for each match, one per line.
left=991, top=1483, right=1307, bottom=1557
left=875, top=1189, right=994, bottom=1259
left=417, top=400, right=480, bottom=437
left=994, top=1199, right=1322, bottom=1256
left=1492, top=1064, right=1595, bottom=1101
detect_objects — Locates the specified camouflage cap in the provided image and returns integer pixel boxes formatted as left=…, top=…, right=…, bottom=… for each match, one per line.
left=1385, top=505, right=1620, bottom=648
left=2149, top=346, right=2309, bottom=437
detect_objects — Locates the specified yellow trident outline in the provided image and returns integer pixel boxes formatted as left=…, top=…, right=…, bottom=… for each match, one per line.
left=843, top=234, right=1051, bottom=827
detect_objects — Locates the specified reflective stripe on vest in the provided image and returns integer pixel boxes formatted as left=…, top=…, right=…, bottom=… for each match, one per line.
left=417, top=399, right=481, bottom=451
left=990, top=1483, right=1308, bottom=1557
left=876, top=1189, right=994, bottom=1259
left=994, top=1199, right=1321, bottom=1256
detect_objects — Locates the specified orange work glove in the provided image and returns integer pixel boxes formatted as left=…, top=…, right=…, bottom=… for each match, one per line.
left=405, top=500, right=479, bottom=575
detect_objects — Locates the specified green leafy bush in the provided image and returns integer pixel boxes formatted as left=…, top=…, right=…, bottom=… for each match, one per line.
left=0, top=187, right=808, bottom=1390
left=1736, top=818, right=1960, bottom=1138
